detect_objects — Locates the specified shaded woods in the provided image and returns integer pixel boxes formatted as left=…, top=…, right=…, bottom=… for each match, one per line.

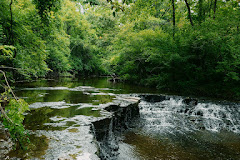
left=0, top=0, right=240, bottom=156
left=0, top=0, right=240, bottom=99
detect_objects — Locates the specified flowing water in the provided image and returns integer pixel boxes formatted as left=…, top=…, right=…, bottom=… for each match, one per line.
left=119, top=98, right=240, bottom=159
left=8, top=78, right=240, bottom=159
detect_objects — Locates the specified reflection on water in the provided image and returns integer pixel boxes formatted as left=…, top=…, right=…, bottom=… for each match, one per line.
left=15, top=77, right=159, bottom=94
left=10, top=77, right=240, bottom=159
left=122, top=130, right=240, bottom=160
left=122, top=131, right=197, bottom=160
left=8, top=134, right=49, bottom=159
left=15, top=89, right=115, bottom=104
left=11, top=77, right=124, bottom=159
left=24, top=106, right=101, bottom=131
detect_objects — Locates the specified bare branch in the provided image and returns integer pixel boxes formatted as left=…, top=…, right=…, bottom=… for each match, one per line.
left=0, top=66, right=28, bottom=71
left=0, top=70, right=18, bottom=101
left=0, top=104, right=14, bottom=124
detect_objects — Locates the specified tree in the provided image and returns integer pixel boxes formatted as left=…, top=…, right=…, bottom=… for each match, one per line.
left=172, top=0, right=175, bottom=37
left=33, top=0, right=62, bottom=24
left=10, top=0, right=14, bottom=47
left=213, top=0, right=217, bottom=19
left=184, top=0, right=194, bottom=26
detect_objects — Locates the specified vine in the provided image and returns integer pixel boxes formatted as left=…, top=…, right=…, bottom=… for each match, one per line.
left=0, top=70, right=30, bottom=149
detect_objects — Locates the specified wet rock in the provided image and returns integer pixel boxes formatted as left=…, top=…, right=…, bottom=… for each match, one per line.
left=208, top=109, right=213, bottom=113
left=177, top=108, right=189, bottom=114
left=105, top=105, right=119, bottom=112
left=197, top=117, right=203, bottom=122
left=196, top=110, right=204, bottom=116
left=91, top=97, right=140, bottom=160
left=58, top=156, right=74, bottom=160
left=92, top=117, right=112, bottom=141
left=182, top=97, right=198, bottom=106
left=185, top=108, right=190, bottom=113
left=197, top=122, right=205, bottom=130
left=223, top=119, right=232, bottom=125
left=140, top=95, right=169, bottom=102
left=0, top=122, right=13, bottom=160
left=189, top=116, right=197, bottom=122
left=219, top=111, right=226, bottom=119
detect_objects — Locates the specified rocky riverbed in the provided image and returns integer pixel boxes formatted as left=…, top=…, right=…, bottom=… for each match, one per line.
left=6, top=82, right=140, bottom=160
left=0, top=122, right=13, bottom=159
left=3, top=78, right=240, bottom=159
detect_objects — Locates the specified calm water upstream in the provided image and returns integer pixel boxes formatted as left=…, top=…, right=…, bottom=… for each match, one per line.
left=8, top=77, right=240, bottom=159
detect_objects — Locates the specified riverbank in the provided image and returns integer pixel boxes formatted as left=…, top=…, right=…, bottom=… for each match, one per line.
left=13, top=76, right=240, bottom=102
left=2, top=77, right=240, bottom=159
left=114, top=77, right=240, bottom=102
left=0, top=122, right=13, bottom=159
left=6, top=79, right=142, bottom=159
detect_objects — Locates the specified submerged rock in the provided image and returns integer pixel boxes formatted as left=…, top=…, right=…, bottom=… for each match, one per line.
left=140, top=95, right=169, bottom=102
left=196, top=110, right=204, bottom=116
left=182, top=97, right=198, bottom=106
left=58, top=157, right=73, bottom=160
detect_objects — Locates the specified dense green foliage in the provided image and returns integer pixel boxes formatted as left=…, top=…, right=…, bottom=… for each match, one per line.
left=108, top=0, right=240, bottom=99
left=0, top=0, right=105, bottom=79
left=0, top=0, right=240, bottom=100
left=0, top=90, right=30, bottom=149
left=0, top=0, right=239, bottom=152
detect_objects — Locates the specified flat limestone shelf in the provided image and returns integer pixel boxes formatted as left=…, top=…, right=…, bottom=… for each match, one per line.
left=3, top=96, right=140, bottom=160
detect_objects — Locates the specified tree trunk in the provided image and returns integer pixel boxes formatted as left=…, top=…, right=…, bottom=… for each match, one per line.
left=198, top=0, right=204, bottom=23
left=209, top=0, right=213, bottom=17
left=172, top=0, right=175, bottom=37
left=10, top=0, right=16, bottom=60
left=184, top=0, right=194, bottom=26
left=9, top=0, right=17, bottom=77
left=213, top=0, right=217, bottom=19
left=10, top=0, right=13, bottom=46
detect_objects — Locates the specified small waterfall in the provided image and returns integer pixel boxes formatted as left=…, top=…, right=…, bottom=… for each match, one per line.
left=139, top=97, right=240, bottom=134
left=98, top=118, right=119, bottom=160
left=91, top=99, right=140, bottom=160
left=189, top=102, right=240, bottom=132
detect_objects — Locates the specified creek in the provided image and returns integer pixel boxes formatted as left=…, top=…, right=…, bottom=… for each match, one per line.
left=7, top=77, right=240, bottom=159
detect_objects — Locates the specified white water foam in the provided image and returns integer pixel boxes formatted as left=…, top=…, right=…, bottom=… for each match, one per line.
left=139, top=98, right=240, bottom=134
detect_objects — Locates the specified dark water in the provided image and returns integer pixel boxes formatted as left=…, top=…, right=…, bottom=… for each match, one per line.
left=8, top=77, right=240, bottom=159
left=119, top=98, right=240, bottom=160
